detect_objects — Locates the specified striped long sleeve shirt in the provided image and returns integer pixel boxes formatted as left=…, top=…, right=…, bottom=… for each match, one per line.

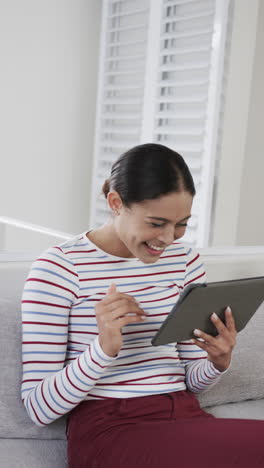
left=21, top=232, right=225, bottom=426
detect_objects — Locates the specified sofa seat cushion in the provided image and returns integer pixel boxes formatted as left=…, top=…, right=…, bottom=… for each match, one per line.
left=0, top=263, right=264, bottom=440
left=204, top=398, right=264, bottom=420
left=0, top=295, right=66, bottom=439
left=198, top=301, right=264, bottom=408
left=0, top=439, right=67, bottom=468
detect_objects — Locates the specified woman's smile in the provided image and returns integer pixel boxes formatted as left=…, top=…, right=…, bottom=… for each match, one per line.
left=143, top=241, right=166, bottom=256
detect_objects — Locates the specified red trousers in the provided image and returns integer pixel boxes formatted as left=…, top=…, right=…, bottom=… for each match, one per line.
left=67, top=390, right=264, bottom=468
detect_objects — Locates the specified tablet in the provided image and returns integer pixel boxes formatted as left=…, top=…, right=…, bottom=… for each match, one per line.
left=151, top=276, right=264, bottom=346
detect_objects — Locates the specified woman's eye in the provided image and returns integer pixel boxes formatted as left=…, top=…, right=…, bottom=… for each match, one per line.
left=176, top=223, right=188, bottom=228
left=150, top=223, right=165, bottom=228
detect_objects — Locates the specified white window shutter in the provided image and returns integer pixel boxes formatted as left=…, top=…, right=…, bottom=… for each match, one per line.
left=90, top=0, right=151, bottom=228
left=90, top=0, right=231, bottom=247
left=153, top=0, right=230, bottom=246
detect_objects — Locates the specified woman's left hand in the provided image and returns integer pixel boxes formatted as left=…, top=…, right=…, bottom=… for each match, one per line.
left=192, top=306, right=237, bottom=372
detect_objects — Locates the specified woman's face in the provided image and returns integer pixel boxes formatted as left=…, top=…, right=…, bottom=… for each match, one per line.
left=109, top=191, right=193, bottom=264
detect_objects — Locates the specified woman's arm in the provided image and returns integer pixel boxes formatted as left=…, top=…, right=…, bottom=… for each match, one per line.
left=176, top=247, right=231, bottom=393
left=21, top=247, right=117, bottom=426
left=177, top=340, right=227, bottom=393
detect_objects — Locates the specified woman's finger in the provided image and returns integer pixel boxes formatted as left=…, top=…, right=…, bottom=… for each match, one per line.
left=107, top=282, right=117, bottom=296
left=192, top=328, right=215, bottom=344
left=102, top=292, right=139, bottom=306
left=224, top=307, right=237, bottom=335
left=117, top=314, right=147, bottom=328
left=191, top=338, right=208, bottom=351
left=107, top=299, right=145, bottom=316
left=110, top=303, right=146, bottom=320
left=102, top=308, right=147, bottom=329
left=210, top=312, right=229, bottom=337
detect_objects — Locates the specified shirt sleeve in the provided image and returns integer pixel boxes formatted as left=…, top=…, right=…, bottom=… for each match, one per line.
left=177, top=247, right=230, bottom=393
left=21, top=247, right=117, bottom=426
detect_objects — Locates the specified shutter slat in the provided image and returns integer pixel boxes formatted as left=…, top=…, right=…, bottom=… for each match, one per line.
left=108, top=23, right=147, bottom=33
left=156, top=140, right=203, bottom=153
left=159, top=79, right=209, bottom=86
left=157, top=95, right=207, bottom=103
left=105, top=84, right=143, bottom=91
left=164, top=11, right=215, bottom=24
left=157, top=111, right=206, bottom=118
left=154, top=128, right=204, bottom=136
left=106, top=54, right=145, bottom=62
left=102, top=112, right=142, bottom=119
left=103, top=128, right=140, bottom=135
left=107, top=39, right=146, bottom=48
left=160, top=63, right=210, bottom=72
left=105, top=69, right=144, bottom=76
left=161, top=28, right=213, bottom=40
left=104, top=98, right=142, bottom=104
left=160, top=46, right=210, bottom=56
left=110, top=0, right=147, bottom=4
left=163, top=0, right=209, bottom=7
left=110, top=8, right=148, bottom=19
left=101, top=142, right=136, bottom=150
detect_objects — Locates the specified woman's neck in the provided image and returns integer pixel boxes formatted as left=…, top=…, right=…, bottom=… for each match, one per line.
left=86, top=223, right=134, bottom=258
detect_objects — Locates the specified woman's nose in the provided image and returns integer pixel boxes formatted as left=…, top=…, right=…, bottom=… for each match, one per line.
left=157, top=226, right=175, bottom=245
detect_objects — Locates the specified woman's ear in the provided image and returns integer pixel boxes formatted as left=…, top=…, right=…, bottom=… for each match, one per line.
left=107, top=191, right=123, bottom=215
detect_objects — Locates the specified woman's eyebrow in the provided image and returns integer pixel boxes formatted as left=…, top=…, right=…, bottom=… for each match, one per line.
left=147, top=216, right=169, bottom=222
left=147, top=215, right=191, bottom=223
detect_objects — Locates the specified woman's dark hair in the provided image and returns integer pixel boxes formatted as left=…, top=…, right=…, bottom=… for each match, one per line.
left=102, top=143, right=195, bottom=205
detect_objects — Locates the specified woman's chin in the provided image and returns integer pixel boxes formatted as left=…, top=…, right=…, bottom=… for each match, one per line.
left=136, top=243, right=162, bottom=264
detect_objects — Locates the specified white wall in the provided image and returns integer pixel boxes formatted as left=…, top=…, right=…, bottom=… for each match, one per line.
left=0, top=220, right=71, bottom=252
left=0, top=0, right=102, bottom=235
left=211, top=0, right=260, bottom=246
left=1, top=0, right=263, bottom=250
left=236, top=0, right=264, bottom=245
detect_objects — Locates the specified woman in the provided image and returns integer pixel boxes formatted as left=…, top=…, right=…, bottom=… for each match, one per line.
left=21, top=143, right=264, bottom=467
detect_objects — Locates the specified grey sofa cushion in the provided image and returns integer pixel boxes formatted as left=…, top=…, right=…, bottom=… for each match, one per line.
left=204, top=398, right=264, bottom=419
left=0, top=296, right=66, bottom=440
left=0, top=263, right=263, bottom=440
left=0, top=439, right=67, bottom=468
left=198, top=301, right=264, bottom=408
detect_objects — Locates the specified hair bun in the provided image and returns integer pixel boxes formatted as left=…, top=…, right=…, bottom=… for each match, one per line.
left=102, top=179, right=110, bottom=198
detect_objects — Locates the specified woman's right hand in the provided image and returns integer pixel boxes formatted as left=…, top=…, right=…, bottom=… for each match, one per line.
left=95, top=283, right=147, bottom=357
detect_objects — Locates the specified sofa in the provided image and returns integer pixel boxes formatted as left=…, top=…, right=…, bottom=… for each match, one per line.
left=1, top=248, right=264, bottom=468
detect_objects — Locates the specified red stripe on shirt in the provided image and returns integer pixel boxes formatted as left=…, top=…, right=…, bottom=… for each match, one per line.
left=140, top=291, right=179, bottom=303
left=80, top=269, right=185, bottom=282
left=22, top=379, right=42, bottom=384
left=97, top=379, right=185, bottom=386
left=26, top=278, right=78, bottom=298
left=160, top=253, right=187, bottom=259
left=29, top=398, right=46, bottom=426
left=111, top=373, right=185, bottom=384
left=185, top=271, right=206, bottom=286
left=77, top=358, right=96, bottom=381
left=23, top=360, right=65, bottom=365
left=186, top=253, right=200, bottom=267
left=75, top=260, right=127, bottom=266
left=65, top=366, right=88, bottom=393
left=36, top=258, right=78, bottom=277
left=122, top=328, right=159, bottom=336
left=23, top=341, right=67, bottom=345
left=115, top=356, right=179, bottom=367
left=54, top=376, right=76, bottom=405
left=22, top=300, right=70, bottom=309
left=65, top=249, right=97, bottom=254
left=40, top=381, right=63, bottom=416
left=23, top=321, right=68, bottom=327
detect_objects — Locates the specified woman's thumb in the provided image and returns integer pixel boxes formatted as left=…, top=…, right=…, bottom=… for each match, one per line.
left=107, top=282, right=117, bottom=295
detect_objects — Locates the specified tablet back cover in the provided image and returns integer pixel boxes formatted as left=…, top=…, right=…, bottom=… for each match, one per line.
left=152, top=276, right=264, bottom=345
